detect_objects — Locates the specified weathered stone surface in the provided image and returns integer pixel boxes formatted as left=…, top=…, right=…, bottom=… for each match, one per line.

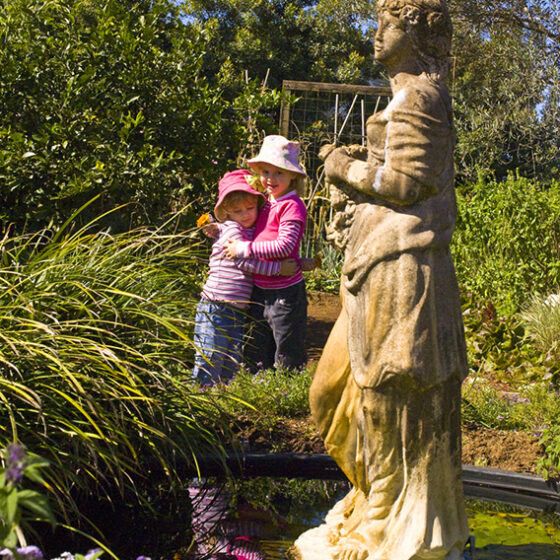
left=293, top=0, right=469, bottom=558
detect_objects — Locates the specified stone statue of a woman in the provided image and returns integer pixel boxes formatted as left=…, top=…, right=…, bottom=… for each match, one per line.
left=292, top=0, right=469, bottom=559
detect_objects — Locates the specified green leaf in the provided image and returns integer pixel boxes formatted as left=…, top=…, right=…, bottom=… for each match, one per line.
left=5, top=487, right=18, bottom=526
left=16, top=489, right=55, bottom=525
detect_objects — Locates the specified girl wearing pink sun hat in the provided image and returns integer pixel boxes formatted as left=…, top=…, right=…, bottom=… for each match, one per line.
left=247, top=135, right=307, bottom=176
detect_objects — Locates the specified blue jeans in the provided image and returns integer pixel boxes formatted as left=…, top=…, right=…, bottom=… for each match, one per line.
left=192, top=299, right=246, bottom=385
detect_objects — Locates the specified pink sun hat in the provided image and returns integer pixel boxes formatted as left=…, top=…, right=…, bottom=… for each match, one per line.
left=247, top=135, right=307, bottom=177
left=214, top=169, right=266, bottom=223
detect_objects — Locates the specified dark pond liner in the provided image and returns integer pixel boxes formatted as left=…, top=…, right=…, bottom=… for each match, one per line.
left=186, top=452, right=560, bottom=513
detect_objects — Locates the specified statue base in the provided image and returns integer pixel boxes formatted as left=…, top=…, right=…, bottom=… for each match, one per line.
left=289, top=516, right=465, bottom=560
left=289, top=524, right=338, bottom=560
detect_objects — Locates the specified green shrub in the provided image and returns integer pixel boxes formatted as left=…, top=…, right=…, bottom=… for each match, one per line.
left=461, top=383, right=524, bottom=430
left=301, top=240, right=343, bottom=294
left=537, top=423, right=560, bottom=479
left=0, top=444, right=54, bottom=550
left=461, top=294, right=556, bottom=387
left=453, top=174, right=560, bottom=315
left=0, top=0, right=284, bottom=230
left=520, top=294, right=560, bottom=357
left=518, top=383, right=560, bottom=430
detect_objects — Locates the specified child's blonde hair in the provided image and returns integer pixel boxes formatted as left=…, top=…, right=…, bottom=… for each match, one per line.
left=221, top=191, right=264, bottom=214
left=290, top=174, right=306, bottom=197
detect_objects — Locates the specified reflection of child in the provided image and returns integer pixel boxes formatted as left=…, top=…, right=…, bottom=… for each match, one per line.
left=192, top=170, right=297, bottom=385
left=188, top=483, right=271, bottom=560
left=223, top=135, right=309, bottom=371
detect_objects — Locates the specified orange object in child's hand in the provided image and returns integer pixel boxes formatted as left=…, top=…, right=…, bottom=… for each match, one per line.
left=197, top=213, right=213, bottom=227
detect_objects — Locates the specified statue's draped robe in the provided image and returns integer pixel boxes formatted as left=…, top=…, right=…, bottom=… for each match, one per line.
left=301, top=77, right=469, bottom=560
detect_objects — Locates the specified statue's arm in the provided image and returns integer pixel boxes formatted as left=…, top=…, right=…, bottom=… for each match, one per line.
left=324, top=147, right=425, bottom=206
left=322, top=88, right=448, bottom=206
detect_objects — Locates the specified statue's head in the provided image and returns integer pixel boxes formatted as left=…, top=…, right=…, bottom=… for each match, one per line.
left=377, top=0, right=452, bottom=78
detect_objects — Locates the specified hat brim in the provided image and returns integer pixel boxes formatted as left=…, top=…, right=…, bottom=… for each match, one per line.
left=247, top=158, right=307, bottom=177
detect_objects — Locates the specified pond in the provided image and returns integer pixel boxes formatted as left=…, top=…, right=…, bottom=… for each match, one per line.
left=186, top=477, right=560, bottom=560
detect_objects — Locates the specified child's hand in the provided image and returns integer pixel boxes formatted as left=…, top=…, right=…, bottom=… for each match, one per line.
left=223, top=238, right=239, bottom=258
left=202, top=223, right=219, bottom=239
left=301, top=255, right=322, bottom=271
left=279, top=258, right=298, bottom=276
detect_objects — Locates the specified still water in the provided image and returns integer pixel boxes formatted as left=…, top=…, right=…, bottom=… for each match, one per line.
left=189, top=478, right=560, bottom=559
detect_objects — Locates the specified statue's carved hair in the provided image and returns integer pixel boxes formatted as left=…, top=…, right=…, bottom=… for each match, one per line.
left=378, top=0, right=452, bottom=79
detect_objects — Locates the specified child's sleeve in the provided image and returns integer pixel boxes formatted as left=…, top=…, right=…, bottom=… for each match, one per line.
left=237, top=220, right=303, bottom=260
left=221, top=223, right=282, bottom=275
left=235, top=257, right=281, bottom=276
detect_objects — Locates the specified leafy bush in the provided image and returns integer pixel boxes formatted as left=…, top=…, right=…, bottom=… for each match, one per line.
left=518, top=383, right=560, bottom=431
left=300, top=238, right=342, bottom=294
left=461, top=383, right=524, bottom=430
left=461, top=294, right=558, bottom=387
left=520, top=294, right=560, bottom=358
left=453, top=174, right=560, bottom=316
left=0, top=0, right=284, bottom=231
left=0, top=444, right=54, bottom=550
left=537, top=424, right=560, bottom=479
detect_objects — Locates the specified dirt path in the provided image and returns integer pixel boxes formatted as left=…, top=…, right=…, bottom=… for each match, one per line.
left=305, top=292, right=542, bottom=475
left=307, top=292, right=341, bottom=362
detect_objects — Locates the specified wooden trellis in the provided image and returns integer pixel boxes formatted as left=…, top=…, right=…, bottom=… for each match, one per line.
left=278, top=80, right=392, bottom=252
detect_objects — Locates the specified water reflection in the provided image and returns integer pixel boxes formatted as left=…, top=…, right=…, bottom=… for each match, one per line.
left=474, top=545, right=560, bottom=559
left=185, top=479, right=560, bottom=559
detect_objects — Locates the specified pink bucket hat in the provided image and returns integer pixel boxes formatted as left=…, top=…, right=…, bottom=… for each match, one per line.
left=214, top=169, right=266, bottom=223
left=247, top=135, right=307, bottom=177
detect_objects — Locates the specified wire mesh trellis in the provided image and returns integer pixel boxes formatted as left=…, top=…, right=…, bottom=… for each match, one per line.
left=278, top=80, right=392, bottom=255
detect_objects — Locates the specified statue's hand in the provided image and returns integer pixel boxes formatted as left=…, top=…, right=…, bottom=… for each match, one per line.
left=319, top=143, right=337, bottom=161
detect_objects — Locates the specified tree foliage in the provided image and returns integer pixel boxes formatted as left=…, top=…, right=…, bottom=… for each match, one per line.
left=449, top=0, right=560, bottom=182
left=0, top=0, right=557, bottom=229
left=181, top=0, right=380, bottom=87
left=0, top=0, right=283, bottom=230
left=181, top=0, right=559, bottom=184
left=453, top=174, right=560, bottom=315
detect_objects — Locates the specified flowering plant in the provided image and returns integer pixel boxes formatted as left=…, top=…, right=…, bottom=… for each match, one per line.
left=246, top=174, right=264, bottom=192
left=196, top=213, right=213, bottom=227
left=0, top=444, right=54, bottom=549
left=0, top=547, right=105, bottom=560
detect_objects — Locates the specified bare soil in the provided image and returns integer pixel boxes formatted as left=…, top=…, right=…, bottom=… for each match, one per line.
left=258, top=292, right=542, bottom=475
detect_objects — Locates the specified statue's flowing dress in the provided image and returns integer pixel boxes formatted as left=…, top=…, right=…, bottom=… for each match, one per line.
left=301, top=75, right=470, bottom=560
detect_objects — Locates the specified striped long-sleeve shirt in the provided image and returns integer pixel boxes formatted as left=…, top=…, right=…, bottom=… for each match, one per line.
left=236, top=220, right=302, bottom=260
left=237, top=191, right=307, bottom=289
left=200, top=221, right=281, bottom=308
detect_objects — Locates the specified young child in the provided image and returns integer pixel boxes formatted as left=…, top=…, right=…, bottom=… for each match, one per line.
left=223, top=135, right=309, bottom=372
left=192, top=169, right=297, bottom=385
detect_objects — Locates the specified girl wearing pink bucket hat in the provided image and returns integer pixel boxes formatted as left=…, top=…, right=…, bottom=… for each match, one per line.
left=192, top=169, right=299, bottom=385
left=223, top=135, right=310, bottom=372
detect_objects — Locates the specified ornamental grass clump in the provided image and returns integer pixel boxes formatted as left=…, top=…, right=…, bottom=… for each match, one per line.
left=0, top=211, right=231, bottom=520
left=520, top=294, right=560, bottom=360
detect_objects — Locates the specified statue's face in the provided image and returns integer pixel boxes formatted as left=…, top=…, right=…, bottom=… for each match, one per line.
left=374, top=9, right=415, bottom=67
